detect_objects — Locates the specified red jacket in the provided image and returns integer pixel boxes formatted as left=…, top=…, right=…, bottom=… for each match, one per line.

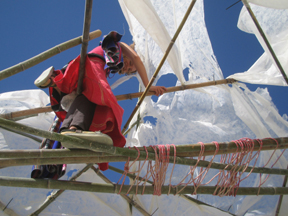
left=50, top=46, right=126, bottom=171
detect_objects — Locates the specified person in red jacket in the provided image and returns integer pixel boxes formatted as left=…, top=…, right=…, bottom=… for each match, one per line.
left=35, top=31, right=166, bottom=170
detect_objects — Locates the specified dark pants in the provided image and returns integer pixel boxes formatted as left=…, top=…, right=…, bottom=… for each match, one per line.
left=60, top=94, right=96, bottom=131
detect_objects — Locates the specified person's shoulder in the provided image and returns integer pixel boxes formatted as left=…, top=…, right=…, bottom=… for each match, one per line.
left=89, top=46, right=103, bottom=55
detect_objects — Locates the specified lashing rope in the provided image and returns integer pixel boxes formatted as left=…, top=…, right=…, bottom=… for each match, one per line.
left=117, top=138, right=285, bottom=196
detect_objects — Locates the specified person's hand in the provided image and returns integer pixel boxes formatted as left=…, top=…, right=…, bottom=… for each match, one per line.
left=149, top=86, right=167, bottom=96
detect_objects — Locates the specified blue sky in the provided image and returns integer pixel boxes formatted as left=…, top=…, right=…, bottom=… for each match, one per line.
left=0, top=1, right=287, bottom=178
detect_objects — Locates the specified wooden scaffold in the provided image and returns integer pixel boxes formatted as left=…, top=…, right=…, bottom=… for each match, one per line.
left=0, top=0, right=288, bottom=216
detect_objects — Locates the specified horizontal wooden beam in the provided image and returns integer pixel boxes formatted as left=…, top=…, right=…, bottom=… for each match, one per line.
left=1, top=118, right=287, bottom=176
left=0, top=176, right=287, bottom=196
left=0, top=78, right=236, bottom=121
left=1, top=137, right=287, bottom=159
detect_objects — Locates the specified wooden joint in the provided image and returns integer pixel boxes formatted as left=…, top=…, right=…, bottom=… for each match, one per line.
left=57, top=46, right=62, bottom=53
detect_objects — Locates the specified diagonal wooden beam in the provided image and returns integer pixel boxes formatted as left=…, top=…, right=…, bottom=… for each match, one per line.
left=121, top=0, right=198, bottom=133
left=241, top=0, right=288, bottom=84
left=1, top=176, right=288, bottom=196
left=0, top=30, right=101, bottom=82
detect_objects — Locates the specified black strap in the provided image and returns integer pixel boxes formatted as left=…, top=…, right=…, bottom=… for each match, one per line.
left=51, top=89, right=66, bottom=112
left=87, top=53, right=105, bottom=62
left=60, top=54, right=105, bottom=74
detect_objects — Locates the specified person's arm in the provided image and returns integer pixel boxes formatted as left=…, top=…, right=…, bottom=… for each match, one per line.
left=120, top=42, right=167, bottom=96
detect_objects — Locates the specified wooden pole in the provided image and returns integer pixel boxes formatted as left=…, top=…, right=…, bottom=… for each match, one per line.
left=0, top=118, right=288, bottom=176
left=77, top=0, right=93, bottom=95
left=1, top=176, right=288, bottom=196
left=275, top=165, right=288, bottom=216
left=0, top=106, right=52, bottom=121
left=2, top=137, right=286, bottom=159
left=117, top=78, right=236, bottom=101
left=0, top=156, right=130, bottom=168
left=0, top=29, right=101, bottom=81
left=136, top=137, right=288, bottom=157
left=121, top=0, right=198, bottom=133
left=241, top=0, right=288, bottom=84
left=0, top=78, right=236, bottom=121
left=0, top=149, right=105, bottom=159
left=29, top=164, right=94, bottom=216
left=1, top=153, right=288, bottom=176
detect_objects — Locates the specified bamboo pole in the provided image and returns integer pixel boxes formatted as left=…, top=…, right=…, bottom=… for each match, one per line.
left=241, top=0, right=288, bottom=84
left=1, top=118, right=288, bottom=176
left=275, top=165, right=288, bottom=216
left=122, top=120, right=138, bottom=136
left=0, top=156, right=129, bottom=168
left=2, top=153, right=288, bottom=176
left=0, top=106, right=52, bottom=121
left=0, top=78, right=236, bottom=121
left=137, top=137, right=288, bottom=157
left=30, top=164, right=94, bottom=216
left=77, top=0, right=93, bottom=95
left=90, top=166, right=151, bottom=216
left=1, top=137, right=287, bottom=159
left=1, top=176, right=288, bottom=196
left=117, top=78, right=236, bottom=101
left=121, top=0, right=198, bottom=133
left=0, top=149, right=105, bottom=159
left=0, top=30, right=101, bottom=81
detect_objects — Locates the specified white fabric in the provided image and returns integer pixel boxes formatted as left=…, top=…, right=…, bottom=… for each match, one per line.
left=118, top=0, right=185, bottom=84
left=228, top=4, right=288, bottom=86
left=119, top=0, right=288, bottom=215
left=0, top=89, right=50, bottom=114
left=248, top=0, right=288, bottom=9
left=0, top=90, right=132, bottom=216
left=119, top=0, right=223, bottom=85
left=0, top=90, right=232, bottom=216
